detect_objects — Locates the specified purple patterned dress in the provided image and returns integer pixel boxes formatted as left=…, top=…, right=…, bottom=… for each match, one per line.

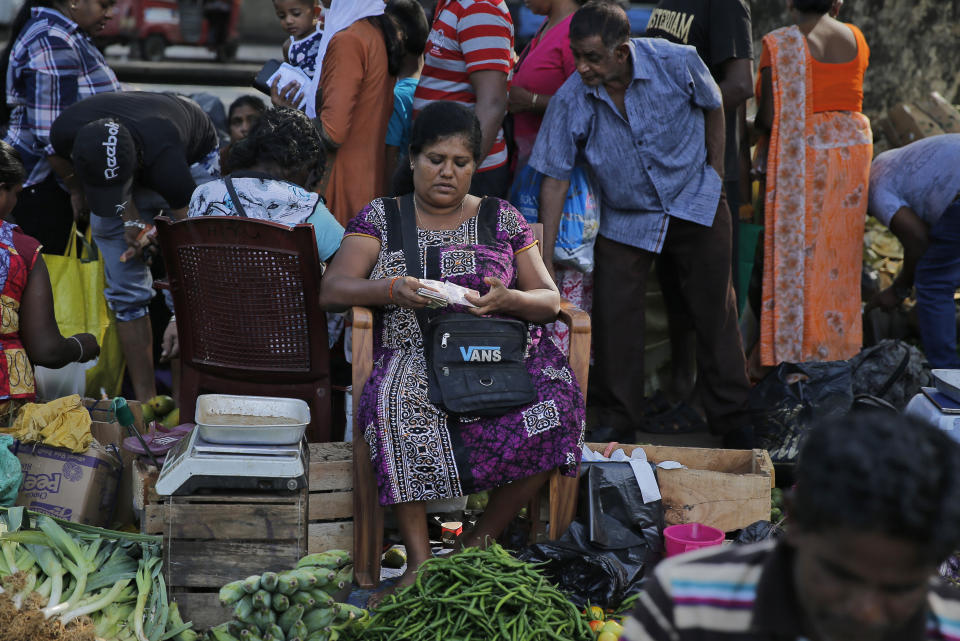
left=346, top=197, right=586, bottom=506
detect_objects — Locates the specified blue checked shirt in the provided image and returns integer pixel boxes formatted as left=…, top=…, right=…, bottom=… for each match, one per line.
left=529, top=38, right=723, bottom=253
left=4, top=7, right=121, bottom=188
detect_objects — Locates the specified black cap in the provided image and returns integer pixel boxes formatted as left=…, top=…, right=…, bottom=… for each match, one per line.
left=71, top=118, right=137, bottom=218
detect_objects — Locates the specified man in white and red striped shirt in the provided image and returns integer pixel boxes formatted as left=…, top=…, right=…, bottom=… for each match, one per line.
left=413, top=0, right=514, bottom=197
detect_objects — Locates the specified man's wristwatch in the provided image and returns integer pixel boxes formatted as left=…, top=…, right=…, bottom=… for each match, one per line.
left=123, top=220, right=147, bottom=230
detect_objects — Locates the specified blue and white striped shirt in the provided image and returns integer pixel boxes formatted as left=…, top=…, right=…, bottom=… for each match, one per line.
left=529, top=38, right=722, bottom=253
left=4, top=7, right=121, bottom=187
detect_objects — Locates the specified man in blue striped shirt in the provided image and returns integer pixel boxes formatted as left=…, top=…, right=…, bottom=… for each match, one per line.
left=529, top=0, right=751, bottom=445
left=624, top=412, right=960, bottom=641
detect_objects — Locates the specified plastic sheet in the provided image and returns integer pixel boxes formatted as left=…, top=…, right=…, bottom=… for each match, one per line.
left=0, top=434, right=20, bottom=506
left=733, top=520, right=783, bottom=545
left=515, top=462, right=663, bottom=608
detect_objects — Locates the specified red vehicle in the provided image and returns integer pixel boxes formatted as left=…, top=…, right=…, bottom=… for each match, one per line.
left=98, top=0, right=242, bottom=62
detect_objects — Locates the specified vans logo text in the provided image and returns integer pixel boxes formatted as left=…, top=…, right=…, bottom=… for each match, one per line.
left=460, top=346, right=501, bottom=362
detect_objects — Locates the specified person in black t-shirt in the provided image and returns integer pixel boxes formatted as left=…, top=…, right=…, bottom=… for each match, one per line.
left=645, top=0, right=753, bottom=439
left=48, top=91, right=220, bottom=403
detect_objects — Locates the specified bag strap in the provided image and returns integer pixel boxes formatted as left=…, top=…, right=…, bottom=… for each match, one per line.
left=63, top=223, right=98, bottom=262
left=224, top=176, right=248, bottom=218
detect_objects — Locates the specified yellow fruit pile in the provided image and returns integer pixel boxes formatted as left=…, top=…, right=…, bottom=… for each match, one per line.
left=141, top=395, right=180, bottom=428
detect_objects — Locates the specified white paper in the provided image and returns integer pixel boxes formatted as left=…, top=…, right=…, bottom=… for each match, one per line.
left=267, top=63, right=311, bottom=108
left=581, top=445, right=664, bottom=504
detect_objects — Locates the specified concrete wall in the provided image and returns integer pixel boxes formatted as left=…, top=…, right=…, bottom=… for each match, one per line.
left=751, top=0, right=960, bottom=119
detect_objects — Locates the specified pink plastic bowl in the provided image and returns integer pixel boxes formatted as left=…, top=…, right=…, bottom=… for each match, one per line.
left=664, top=523, right=725, bottom=557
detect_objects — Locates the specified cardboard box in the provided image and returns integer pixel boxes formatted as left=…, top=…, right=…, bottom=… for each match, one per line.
left=13, top=439, right=122, bottom=526
left=585, top=443, right=775, bottom=533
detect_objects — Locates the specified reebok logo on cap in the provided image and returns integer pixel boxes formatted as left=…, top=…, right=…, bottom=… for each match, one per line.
left=103, top=120, right=120, bottom=180
left=72, top=118, right=137, bottom=217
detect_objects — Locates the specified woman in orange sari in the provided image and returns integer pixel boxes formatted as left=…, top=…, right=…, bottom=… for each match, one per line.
left=754, top=0, right=871, bottom=367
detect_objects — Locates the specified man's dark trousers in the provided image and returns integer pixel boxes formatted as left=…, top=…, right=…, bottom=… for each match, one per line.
left=592, top=195, right=751, bottom=435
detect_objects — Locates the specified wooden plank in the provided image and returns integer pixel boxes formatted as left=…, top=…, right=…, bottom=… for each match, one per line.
left=144, top=503, right=304, bottom=539
left=308, top=491, right=353, bottom=521
left=167, top=541, right=302, bottom=587
left=308, top=521, right=354, bottom=554
left=658, top=468, right=771, bottom=532
left=308, top=442, right=353, bottom=462
left=309, top=460, right=353, bottom=491
left=170, top=590, right=229, bottom=632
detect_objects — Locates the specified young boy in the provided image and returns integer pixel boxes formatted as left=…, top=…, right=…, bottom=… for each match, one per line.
left=275, top=0, right=324, bottom=79
left=384, top=0, right=429, bottom=194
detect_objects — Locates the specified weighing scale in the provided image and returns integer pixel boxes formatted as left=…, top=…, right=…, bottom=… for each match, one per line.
left=155, top=428, right=308, bottom=496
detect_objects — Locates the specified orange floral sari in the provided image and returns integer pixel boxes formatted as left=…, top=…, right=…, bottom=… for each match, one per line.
left=758, top=26, right=872, bottom=366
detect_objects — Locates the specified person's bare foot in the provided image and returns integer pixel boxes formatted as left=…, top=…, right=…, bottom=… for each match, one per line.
left=365, top=557, right=428, bottom=609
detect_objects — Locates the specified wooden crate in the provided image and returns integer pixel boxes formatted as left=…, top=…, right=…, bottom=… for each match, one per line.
left=586, top=443, right=775, bottom=532
left=308, top=442, right=353, bottom=553
left=143, top=489, right=308, bottom=630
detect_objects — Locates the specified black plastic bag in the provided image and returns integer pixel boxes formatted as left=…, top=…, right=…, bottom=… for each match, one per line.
left=849, top=339, right=931, bottom=410
left=733, top=520, right=782, bottom=545
left=515, top=462, right=663, bottom=608
left=750, top=360, right=853, bottom=464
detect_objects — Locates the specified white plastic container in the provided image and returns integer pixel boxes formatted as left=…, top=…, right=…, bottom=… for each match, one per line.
left=195, top=394, right=310, bottom=445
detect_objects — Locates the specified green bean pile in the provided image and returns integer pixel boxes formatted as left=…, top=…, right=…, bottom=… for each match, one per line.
left=352, top=544, right=592, bottom=641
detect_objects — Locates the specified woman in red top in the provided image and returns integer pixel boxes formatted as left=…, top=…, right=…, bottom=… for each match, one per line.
left=508, top=0, right=582, bottom=165
left=753, top=0, right=871, bottom=369
left=508, top=0, right=589, bottom=355
left=0, top=141, right=99, bottom=423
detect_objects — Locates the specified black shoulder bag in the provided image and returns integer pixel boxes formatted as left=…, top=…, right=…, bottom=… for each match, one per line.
left=385, top=195, right=537, bottom=417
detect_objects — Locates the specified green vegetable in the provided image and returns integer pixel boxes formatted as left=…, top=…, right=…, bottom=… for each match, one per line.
left=296, top=551, right=349, bottom=571
left=266, top=623, right=286, bottom=641
left=253, top=588, right=273, bottom=610
left=331, top=567, right=352, bottom=591
left=343, top=543, right=592, bottom=641
left=242, top=574, right=262, bottom=594
left=290, top=590, right=315, bottom=609
left=289, top=569, right=318, bottom=589
left=279, top=603, right=305, bottom=634
left=303, top=607, right=335, bottom=632
left=272, top=593, right=291, bottom=612
left=288, top=618, right=308, bottom=639
left=233, top=594, right=255, bottom=623
left=210, top=623, right=241, bottom=641
left=252, top=606, right=278, bottom=630
left=308, top=589, right=335, bottom=608
left=240, top=628, right=265, bottom=641
left=276, top=571, right=299, bottom=595
left=220, top=580, right=247, bottom=606
left=261, top=571, right=280, bottom=592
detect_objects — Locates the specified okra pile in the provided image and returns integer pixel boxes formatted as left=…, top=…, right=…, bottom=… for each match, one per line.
left=350, top=544, right=594, bottom=641
left=210, top=550, right=366, bottom=641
